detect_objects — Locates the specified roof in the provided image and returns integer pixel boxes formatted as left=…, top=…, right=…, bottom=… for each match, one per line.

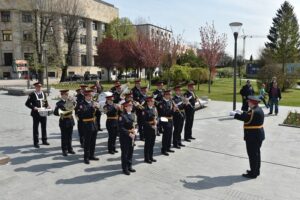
left=135, top=23, right=173, bottom=33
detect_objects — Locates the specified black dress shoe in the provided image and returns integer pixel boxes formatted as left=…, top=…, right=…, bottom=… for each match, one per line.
left=98, top=128, right=103, bottom=131
left=128, top=168, right=136, bottom=173
left=68, top=150, right=76, bottom=154
left=161, top=151, right=169, bottom=156
left=179, top=143, right=185, bottom=147
left=150, top=158, right=157, bottom=162
left=156, top=133, right=161, bottom=136
left=34, top=144, right=40, bottom=148
left=140, top=138, right=145, bottom=141
left=80, top=144, right=84, bottom=148
left=173, top=145, right=181, bottom=149
left=190, top=137, right=196, bottom=140
left=113, top=150, right=118, bottom=153
left=144, top=160, right=152, bottom=164
left=89, top=157, right=99, bottom=161
left=42, top=141, right=50, bottom=145
left=184, top=139, right=191, bottom=142
left=62, top=151, right=68, bottom=156
left=108, top=151, right=115, bottom=155
left=167, top=149, right=175, bottom=153
left=123, top=170, right=130, bottom=175
left=84, top=159, right=90, bottom=164
left=242, top=173, right=257, bottom=179
left=247, top=170, right=260, bottom=176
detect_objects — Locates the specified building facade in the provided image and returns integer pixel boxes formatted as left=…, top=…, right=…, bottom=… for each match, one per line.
left=135, top=24, right=173, bottom=41
left=0, top=0, right=118, bottom=79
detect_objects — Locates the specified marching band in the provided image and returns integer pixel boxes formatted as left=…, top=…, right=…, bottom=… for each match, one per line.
left=25, top=80, right=198, bottom=176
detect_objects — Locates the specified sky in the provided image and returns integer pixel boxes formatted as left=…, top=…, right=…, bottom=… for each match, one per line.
left=106, top=0, right=300, bottom=60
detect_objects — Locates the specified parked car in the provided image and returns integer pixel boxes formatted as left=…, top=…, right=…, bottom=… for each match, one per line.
left=65, top=74, right=83, bottom=81
left=84, top=74, right=99, bottom=80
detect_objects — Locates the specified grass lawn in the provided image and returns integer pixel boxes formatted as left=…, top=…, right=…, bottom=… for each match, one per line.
left=51, top=78, right=300, bottom=107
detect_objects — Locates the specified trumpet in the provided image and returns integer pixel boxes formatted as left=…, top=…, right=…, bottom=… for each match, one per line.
left=132, top=100, right=144, bottom=110
left=172, top=100, right=184, bottom=118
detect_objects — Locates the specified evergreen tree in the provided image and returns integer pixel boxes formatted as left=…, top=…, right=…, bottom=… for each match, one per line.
left=265, top=1, right=300, bottom=74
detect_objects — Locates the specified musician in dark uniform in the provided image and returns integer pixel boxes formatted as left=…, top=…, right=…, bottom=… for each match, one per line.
left=136, top=86, right=147, bottom=141
left=131, top=79, right=142, bottom=102
left=153, top=81, right=165, bottom=136
left=231, top=96, right=265, bottom=178
left=240, top=80, right=255, bottom=111
left=157, top=90, right=176, bottom=156
left=53, top=90, right=75, bottom=156
left=75, top=84, right=88, bottom=147
left=118, top=101, right=136, bottom=175
left=183, top=82, right=196, bottom=142
left=91, top=85, right=103, bottom=131
left=172, top=86, right=186, bottom=148
left=103, top=95, right=120, bottom=154
left=75, top=90, right=99, bottom=164
left=110, top=80, right=120, bottom=93
left=113, top=84, right=122, bottom=104
left=142, top=96, right=157, bottom=164
left=25, top=82, right=51, bottom=148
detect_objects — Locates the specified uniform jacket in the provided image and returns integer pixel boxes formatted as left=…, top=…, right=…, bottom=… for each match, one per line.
left=184, top=90, right=196, bottom=112
left=157, top=99, right=174, bottom=119
left=234, top=106, right=265, bottom=142
left=240, top=85, right=255, bottom=99
left=142, top=105, right=157, bottom=129
left=54, top=99, right=75, bottom=128
left=131, top=86, right=142, bottom=102
left=118, top=112, right=134, bottom=139
left=153, top=89, right=164, bottom=104
left=25, top=91, right=49, bottom=117
left=172, top=95, right=186, bottom=118
left=103, top=103, right=119, bottom=126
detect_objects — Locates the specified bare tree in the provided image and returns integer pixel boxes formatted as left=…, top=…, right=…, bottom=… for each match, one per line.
left=56, top=0, right=83, bottom=82
left=31, top=0, right=57, bottom=83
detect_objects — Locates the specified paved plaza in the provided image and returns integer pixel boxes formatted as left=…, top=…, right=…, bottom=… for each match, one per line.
left=0, top=88, right=300, bottom=200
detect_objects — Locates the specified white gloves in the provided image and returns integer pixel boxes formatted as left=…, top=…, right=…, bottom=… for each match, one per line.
left=229, top=111, right=237, bottom=116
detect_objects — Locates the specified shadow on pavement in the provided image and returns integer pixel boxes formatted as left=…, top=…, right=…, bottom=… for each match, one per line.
left=180, top=175, right=250, bottom=190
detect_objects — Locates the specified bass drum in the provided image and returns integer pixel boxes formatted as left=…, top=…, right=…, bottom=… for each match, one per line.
left=98, top=91, right=113, bottom=112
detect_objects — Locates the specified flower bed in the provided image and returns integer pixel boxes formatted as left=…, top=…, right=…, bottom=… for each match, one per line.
left=281, top=111, right=300, bottom=128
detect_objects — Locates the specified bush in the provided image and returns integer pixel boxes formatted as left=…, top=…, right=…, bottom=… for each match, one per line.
left=190, top=67, right=209, bottom=84
left=217, top=67, right=233, bottom=78
left=161, top=65, right=191, bottom=85
left=257, top=64, right=298, bottom=91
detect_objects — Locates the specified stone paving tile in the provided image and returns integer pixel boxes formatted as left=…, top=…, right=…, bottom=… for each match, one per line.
left=0, top=90, right=299, bottom=200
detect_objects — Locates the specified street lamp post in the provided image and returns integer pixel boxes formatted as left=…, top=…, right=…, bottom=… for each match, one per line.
left=229, top=22, right=242, bottom=110
left=41, top=43, right=49, bottom=95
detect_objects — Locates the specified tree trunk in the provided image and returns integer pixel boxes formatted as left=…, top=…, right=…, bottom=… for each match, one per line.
left=60, top=66, right=67, bottom=82
left=198, top=73, right=200, bottom=91
left=149, top=68, right=152, bottom=90
left=107, top=67, right=111, bottom=82
left=125, top=67, right=128, bottom=82
left=208, top=69, right=211, bottom=93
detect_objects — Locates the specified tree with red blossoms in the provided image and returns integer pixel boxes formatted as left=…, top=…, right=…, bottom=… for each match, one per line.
left=199, top=22, right=227, bottom=93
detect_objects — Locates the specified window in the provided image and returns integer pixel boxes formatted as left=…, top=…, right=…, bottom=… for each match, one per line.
left=68, top=71, right=75, bottom=76
left=1, top=11, right=10, bottom=22
left=48, top=72, right=55, bottom=77
left=4, top=53, right=13, bottom=66
left=80, top=19, right=86, bottom=28
left=2, top=30, right=12, bottom=41
left=81, top=55, right=87, bottom=66
left=22, top=12, right=32, bottom=23
left=80, top=35, right=86, bottom=44
left=23, top=31, right=32, bottom=41
left=93, top=37, right=98, bottom=45
left=92, top=21, right=98, bottom=30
